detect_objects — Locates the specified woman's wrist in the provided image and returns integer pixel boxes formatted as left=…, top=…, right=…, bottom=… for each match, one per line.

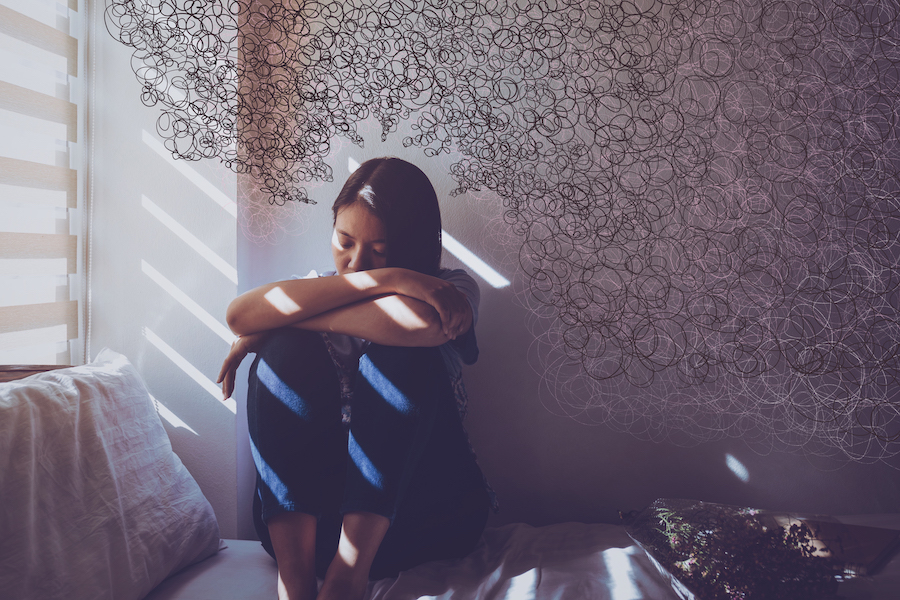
left=369, top=267, right=403, bottom=296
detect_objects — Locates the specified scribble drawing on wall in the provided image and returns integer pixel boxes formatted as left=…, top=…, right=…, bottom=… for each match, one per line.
left=107, top=0, right=900, bottom=459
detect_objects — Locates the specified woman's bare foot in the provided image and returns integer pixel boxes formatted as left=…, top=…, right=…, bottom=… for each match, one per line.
left=316, top=564, right=369, bottom=600
left=276, top=571, right=317, bottom=600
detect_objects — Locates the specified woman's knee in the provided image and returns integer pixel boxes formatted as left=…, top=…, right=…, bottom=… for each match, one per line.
left=356, top=344, right=451, bottom=412
left=248, top=328, right=340, bottom=419
left=255, top=328, right=330, bottom=371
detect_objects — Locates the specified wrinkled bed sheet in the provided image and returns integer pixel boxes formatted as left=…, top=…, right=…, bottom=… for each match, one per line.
left=368, top=522, right=678, bottom=600
left=147, top=521, right=680, bottom=600
left=148, top=516, right=900, bottom=600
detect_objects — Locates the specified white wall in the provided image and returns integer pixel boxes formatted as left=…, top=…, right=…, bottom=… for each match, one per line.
left=91, top=20, right=239, bottom=536
left=92, top=8, right=900, bottom=542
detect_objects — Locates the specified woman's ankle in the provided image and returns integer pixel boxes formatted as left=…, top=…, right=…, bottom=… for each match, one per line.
left=276, top=568, right=318, bottom=600
left=317, top=512, right=390, bottom=600
left=317, top=561, right=369, bottom=600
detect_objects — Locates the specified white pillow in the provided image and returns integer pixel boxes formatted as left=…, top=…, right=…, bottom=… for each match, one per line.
left=0, top=349, right=221, bottom=600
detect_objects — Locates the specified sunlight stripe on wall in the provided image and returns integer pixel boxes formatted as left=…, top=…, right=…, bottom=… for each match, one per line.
left=141, top=130, right=237, bottom=217
left=142, top=195, right=238, bottom=283
left=441, top=230, right=510, bottom=288
left=726, top=453, right=750, bottom=483
left=141, top=260, right=235, bottom=344
left=151, top=394, right=199, bottom=435
left=143, top=326, right=237, bottom=414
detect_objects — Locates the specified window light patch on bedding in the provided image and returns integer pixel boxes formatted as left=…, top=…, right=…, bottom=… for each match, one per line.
left=505, top=568, right=538, bottom=598
left=604, top=547, right=643, bottom=600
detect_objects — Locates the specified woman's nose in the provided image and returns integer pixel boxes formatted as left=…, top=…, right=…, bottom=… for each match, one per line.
left=348, top=250, right=368, bottom=272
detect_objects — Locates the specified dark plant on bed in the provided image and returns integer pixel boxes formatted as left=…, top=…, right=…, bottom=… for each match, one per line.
left=621, top=499, right=843, bottom=600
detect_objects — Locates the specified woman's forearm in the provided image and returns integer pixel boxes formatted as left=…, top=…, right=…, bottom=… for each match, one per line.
left=291, top=294, right=460, bottom=347
left=226, top=269, right=399, bottom=335
left=226, top=267, right=472, bottom=342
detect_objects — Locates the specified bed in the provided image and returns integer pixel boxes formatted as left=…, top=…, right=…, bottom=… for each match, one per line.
left=144, top=515, right=900, bottom=600
left=2, top=351, right=899, bottom=600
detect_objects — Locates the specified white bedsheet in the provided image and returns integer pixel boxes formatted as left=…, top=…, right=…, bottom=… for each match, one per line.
left=147, top=522, right=680, bottom=600
left=147, top=516, right=900, bottom=600
left=368, top=522, right=678, bottom=600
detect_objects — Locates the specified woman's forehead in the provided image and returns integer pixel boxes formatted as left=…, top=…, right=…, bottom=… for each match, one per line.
left=335, top=201, right=386, bottom=239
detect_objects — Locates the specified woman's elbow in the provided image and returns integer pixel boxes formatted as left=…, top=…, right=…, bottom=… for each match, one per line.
left=389, top=302, right=445, bottom=346
left=417, top=321, right=451, bottom=346
left=410, top=308, right=453, bottom=347
left=225, top=300, right=252, bottom=335
left=371, top=296, right=450, bottom=346
left=225, top=309, right=242, bottom=335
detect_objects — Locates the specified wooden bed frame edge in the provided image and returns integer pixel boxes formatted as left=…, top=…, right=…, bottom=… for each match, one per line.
left=0, top=365, right=71, bottom=383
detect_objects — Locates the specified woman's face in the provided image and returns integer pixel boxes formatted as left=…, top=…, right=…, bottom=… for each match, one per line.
left=332, top=201, right=388, bottom=274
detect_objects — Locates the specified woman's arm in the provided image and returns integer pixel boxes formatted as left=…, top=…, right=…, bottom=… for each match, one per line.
left=226, top=270, right=391, bottom=335
left=226, top=267, right=472, bottom=340
left=218, top=268, right=474, bottom=399
left=216, top=293, right=471, bottom=399
left=292, top=292, right=472, bottom=347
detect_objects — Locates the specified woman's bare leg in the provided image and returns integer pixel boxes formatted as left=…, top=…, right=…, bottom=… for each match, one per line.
left=317, top=512, right=390, bottom=600
left=268, top=512, right=318, bottom=600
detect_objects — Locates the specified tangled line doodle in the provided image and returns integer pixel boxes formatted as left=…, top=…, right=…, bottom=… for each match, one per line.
left=106, top=0, right=900, bottom=459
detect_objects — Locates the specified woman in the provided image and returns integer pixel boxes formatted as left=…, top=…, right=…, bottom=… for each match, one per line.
left=217, top=158, right=491, bottom=600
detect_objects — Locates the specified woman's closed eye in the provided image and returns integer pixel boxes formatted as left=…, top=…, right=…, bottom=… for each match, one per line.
left=340, top=241, right=384, bottom=255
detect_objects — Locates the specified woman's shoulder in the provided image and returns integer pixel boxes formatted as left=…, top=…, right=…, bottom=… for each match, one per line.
left=439, top=267, right=479, bottom=296
left=438, top=268, right=480, bottom=325
left=438, top=267, right=478, bottom=286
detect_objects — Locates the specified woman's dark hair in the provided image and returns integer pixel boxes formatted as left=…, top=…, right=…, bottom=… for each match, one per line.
left=332, top=157, right=443, bottom=276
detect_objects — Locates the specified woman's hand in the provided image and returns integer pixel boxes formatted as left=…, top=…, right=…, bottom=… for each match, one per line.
left=389, top=269, right=471, bottom=339
left=217, top=332, right=268, bottom=400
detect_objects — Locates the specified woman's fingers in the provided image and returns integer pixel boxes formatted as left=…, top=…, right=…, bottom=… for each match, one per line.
left=216, top=355, right=232, bottom=384
left=221, top=370, right=233, bottom=400
left=443, top=299, right=465, bottom=338
left=216, top=332, right=269, bottom=399
left=430, top=287, right=469, bottom=338
left=217, top=338, right=248, bottom=400
left=225, top=369, right=236, bottom=399
left=389, top=270, right=471, bottom=339
left=218, top=359, right=238, bottom=400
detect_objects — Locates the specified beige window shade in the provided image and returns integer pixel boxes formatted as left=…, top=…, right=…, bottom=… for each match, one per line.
left=0, top=81, right=78, bottom=141
left=0, top=4, right=78, bottom=76
left=0, top=0, right=83, bottom=365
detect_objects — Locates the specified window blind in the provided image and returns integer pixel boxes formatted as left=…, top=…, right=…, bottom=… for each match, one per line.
left=0, top=0, right=84, bottom=365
